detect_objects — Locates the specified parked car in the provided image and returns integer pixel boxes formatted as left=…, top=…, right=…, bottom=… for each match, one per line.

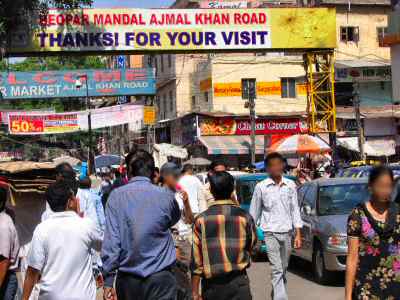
left=337, top=165, right=400, bottom=179
left=292, top=177, right=369, bottom=284
left=234, top=173, right=296, bottom=257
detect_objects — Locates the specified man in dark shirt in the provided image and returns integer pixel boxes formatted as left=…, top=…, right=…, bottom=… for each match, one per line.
left=191, top=171, right=257, bottom=300
left=101, top=150, right=181, bottom=300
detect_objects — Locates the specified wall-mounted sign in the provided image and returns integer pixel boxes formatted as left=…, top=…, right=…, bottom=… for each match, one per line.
left=143, top=106, right=156, bottom=125
left=213, top=81, right=307, bottom=97
left=200, top=1, right=248, bottom=9
left=0, top=68, right=156, bottom=99
left=335, top=67, right=392, bottom=82
left=200, top=117, right=306, bottom=136
left=8, top=8, right=336, bottom=55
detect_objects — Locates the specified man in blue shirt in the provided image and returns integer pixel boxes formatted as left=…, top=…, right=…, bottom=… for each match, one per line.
left=101, top=149, right=181, bottom=300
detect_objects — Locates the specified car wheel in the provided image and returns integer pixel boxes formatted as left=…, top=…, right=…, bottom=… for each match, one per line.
left=312, top=244, right=332, bottom=285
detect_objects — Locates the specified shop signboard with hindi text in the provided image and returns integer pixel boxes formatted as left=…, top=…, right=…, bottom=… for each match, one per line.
left=200, top=118, right=307, bottom=136
left=8, top=8, right=336, bottom=55
left=0, top=68, right=155, bottom=100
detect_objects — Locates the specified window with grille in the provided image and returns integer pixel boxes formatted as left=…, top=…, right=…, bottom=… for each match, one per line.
left=168, top=55, right=172, bottom=68
left=281, top=78, right=296, bottom=98
left=169, top=90, right=173, bottom=112
left=204, top=91, right=209, bottom=103
left=340, top=26, right=359, bottom=42
left=191, top=95, right=196, bottom=108
left=377, top=27, right=388, bottom=47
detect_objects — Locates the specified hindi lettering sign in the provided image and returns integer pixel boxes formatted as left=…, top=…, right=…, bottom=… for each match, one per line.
left=8, top=8, right=336, bottom=55
left=0, top=68, right=155, bottom=99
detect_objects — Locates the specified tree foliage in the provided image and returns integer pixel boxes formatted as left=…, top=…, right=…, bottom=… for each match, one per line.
left=0, top=55, right=106, bottom=112
left=0, top=0, right=92, bottom=55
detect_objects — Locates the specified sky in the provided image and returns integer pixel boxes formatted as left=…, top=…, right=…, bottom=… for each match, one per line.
left=92, top=0, right=174, bottom=8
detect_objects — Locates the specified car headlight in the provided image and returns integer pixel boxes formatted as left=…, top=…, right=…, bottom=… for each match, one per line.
left=328, top=234, right=347, bottom=247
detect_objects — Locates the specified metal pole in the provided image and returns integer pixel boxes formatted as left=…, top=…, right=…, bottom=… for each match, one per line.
left=249, top=96, right=256, bottom=166
left=353, top=81, right=365, bottom=161
left=86, top=77, right=93, bottom=175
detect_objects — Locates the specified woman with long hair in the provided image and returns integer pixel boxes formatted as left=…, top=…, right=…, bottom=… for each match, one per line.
left=345, top=166, right=400, bottom=299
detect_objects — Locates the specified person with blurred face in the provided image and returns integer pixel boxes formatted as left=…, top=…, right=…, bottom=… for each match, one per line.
left=204, top=161, right=239, bottom=207
left=250, top=152, right=302, bottom=300
left=22, top=180, right=102, bottom=300
left=346, top=166, right=400, bottom=300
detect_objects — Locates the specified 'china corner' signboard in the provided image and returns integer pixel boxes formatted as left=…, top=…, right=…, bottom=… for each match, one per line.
left=200, top=118, right=307, bottom=136
left=0, top=68, right=155, bottom=99
left=8, top=8, right=336, bottom=55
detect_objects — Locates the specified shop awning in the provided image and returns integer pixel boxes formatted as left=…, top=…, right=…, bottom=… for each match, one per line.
left=338, top=137, right=396, bottom=157
left=199, top=136, right=265, bottom=155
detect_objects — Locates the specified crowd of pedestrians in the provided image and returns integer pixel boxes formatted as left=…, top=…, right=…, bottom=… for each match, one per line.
left=0, top=149, right=400, bottom=300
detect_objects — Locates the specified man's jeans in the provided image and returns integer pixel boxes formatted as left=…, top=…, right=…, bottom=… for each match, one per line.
left=0, top=271, right=18, bottom=300
left=264, top=232, right=292, bottom=300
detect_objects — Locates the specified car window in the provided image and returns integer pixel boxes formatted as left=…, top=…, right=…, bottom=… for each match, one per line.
left=237, top=180, right=260, bottom=206
left=318, top=183, right=369, bottom=216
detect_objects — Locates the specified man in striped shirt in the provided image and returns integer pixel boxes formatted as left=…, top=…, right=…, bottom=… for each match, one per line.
left=191, top=171, right=257, bottom=300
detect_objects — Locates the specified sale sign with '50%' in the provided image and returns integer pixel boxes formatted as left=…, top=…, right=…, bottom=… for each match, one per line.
left=8, top=113, right=80, bottom=135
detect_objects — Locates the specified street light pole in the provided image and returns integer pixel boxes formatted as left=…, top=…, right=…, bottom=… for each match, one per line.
left=85, top=76, right=94, bottom=175
left=353, top=80, right=365, bottom=161
left=76, top=74, right=93, bottom=175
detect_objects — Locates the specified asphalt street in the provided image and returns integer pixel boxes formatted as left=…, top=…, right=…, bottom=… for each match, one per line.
left=248, top=258, right=344, bottom=300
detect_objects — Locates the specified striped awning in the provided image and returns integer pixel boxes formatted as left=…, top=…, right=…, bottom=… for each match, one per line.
left=199, top=136, right=265, bottom=155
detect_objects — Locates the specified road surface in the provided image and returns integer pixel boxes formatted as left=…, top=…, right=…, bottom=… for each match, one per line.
left=248, top=258, right=344, bottom=300
left=96, top=258, right=344, bottom=299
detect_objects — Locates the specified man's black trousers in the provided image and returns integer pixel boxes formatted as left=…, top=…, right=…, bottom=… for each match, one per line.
left=116, top=268, right=177, bottom=300
left=202, top=270, right=252, bottom=300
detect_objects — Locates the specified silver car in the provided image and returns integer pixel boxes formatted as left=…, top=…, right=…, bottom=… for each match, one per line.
left=292, top=177, right=369, bottom=284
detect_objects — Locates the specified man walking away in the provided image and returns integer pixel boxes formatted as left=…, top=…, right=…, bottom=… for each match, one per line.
left=22, top=180, right=102, bottom=300
left=0, top=185, right=19, bottom=300
left=250, top=152, right=303, bottom=300
left=102, top=149, right=181, bottom=300
left=191, top=171, right=257, bottom=300
left=179, top=164, right=206, bottom=214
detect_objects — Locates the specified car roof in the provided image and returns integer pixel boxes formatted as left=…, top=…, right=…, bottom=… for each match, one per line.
left=233, top=173, right=268, bottom=181
left=307, top=177, right=368, bottom=186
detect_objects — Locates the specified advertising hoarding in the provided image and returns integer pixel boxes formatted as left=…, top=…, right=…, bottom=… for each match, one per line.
left=0, top=68, right=155, bottom=99
left=8, top=8, right=336, bottom=55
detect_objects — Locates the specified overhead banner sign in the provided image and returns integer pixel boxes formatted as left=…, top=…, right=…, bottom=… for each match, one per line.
left=8, top=8, right=336, bottom=55
left=78, top=105, right=143, bottom=130
left=9, top=113, right=80, bottom=135
left=200, top=118, right=307, bottom=136
left=0, top=68, right=155, bottom=99
left=8, top=105, right=144, bottom=135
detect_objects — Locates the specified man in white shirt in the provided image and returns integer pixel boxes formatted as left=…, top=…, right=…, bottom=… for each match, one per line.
left=0, top=184, right=20, bottom=300
left=250, top=152, right=303, bottom=300
left=22, top=180, right=102, bottom=300
left=178, top=164, right=206, bottom=216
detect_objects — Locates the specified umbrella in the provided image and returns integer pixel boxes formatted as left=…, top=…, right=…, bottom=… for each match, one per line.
left=268, top=134, right=331, bottom=155
left=94, top=154, right=123, bottom=169
left=184, top=157, right=211, bottom=166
